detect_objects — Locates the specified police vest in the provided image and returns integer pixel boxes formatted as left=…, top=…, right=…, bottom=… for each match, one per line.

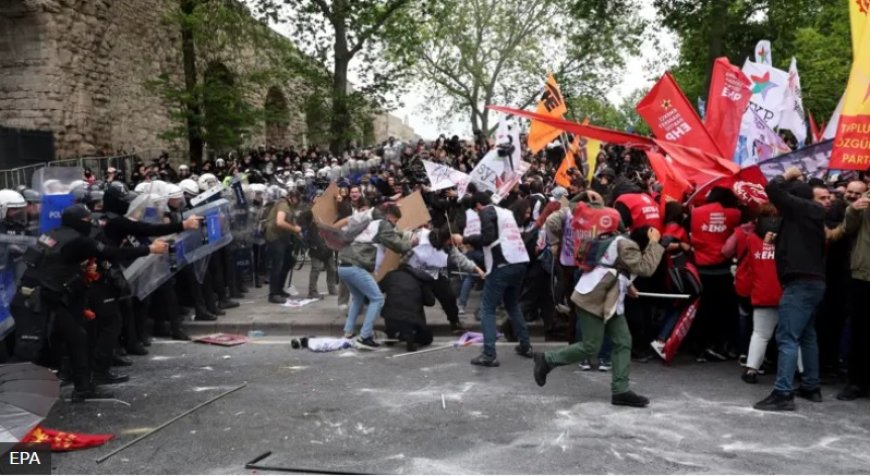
left=483, top=205, right=529, bottom=275
left=690, top=203, right=741, bottom=266
left=615, top=193, right=662, bottom=231
left=25, top=226, right=83, bottom=293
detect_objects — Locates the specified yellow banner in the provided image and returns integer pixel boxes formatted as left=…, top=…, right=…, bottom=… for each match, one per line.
left=527, top=73, right=568, bottom=154
left=851, top=0, right=870, bottom=60
left=830, top=11, right=870, bottom=169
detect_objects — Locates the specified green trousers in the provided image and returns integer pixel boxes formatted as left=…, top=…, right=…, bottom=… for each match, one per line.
left=544, top=308, right=633, bottom=394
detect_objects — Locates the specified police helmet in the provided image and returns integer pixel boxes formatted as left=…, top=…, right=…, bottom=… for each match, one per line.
left=0, top=189, right=27, bottom=220
left=197, top=173, right=220, bottom=192
left=179, top=179, right=199, bottom=197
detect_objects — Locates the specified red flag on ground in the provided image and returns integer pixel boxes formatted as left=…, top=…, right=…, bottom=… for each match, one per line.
left=487, top=105, right=656, bottom=149
left=662, top=297, right=701, bottom=364
left=654, top=140, right=739, bottom=186
left=636, top=72, right=723, bottom=157
left=705, top=57, right=752, bottom=158
left=22, top=425, right=114, bottom=451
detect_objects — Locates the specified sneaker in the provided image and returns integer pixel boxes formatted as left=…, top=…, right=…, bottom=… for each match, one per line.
left=285, top=285, right=300, bottom=296
left=611, top=390, right=649, bottom=408
left=555, top=303, right=571, bottom=315
left=354, top=336, right=380, bottom=350
left=836, top=385, right=869, bottom=401
left=753, top=391, right=795, bottom=411
left=470, top=353, right=500, bottom=367
left=796, top=387, right=822, bottom=403
left=450, top=321, right=467, bottom=335
left=578, top=359, right=593, bottom=371
left=458, top=305, right=466, bottom=316
left=738, top=355, right=748, bottom=367
left=650, top=340, right=666, bottom=361
left=533, top=353, right=552, bottom=386
left=338, top=304, right=349, bottom=311
left=514, top=344, right=533, bottom=358
left=598, top=359, right=612, bottom=372
left=343, top=332, right=354, bottom=339
left=741, top=370, right=758, bottom=384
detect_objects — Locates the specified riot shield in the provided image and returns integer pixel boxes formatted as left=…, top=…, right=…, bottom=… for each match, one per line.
left=0, top=234, right=37, bottom=339
left=122, top=198, right=233, bottom=300
left=31, top=167, right=81, bottom=233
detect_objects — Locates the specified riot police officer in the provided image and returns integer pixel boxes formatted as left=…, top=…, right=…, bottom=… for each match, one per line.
left=17, top=204, right=169, bottom=402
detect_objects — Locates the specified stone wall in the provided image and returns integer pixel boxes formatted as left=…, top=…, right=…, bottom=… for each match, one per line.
left=0, top=0, right=311, bottom=160
left=373, top=112, right=419, bottom=144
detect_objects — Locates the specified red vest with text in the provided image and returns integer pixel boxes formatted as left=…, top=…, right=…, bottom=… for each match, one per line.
left=690, top=203, right=741, bottom=266
left=615, top=193, right=662, bottom=232
left=736, top=234, right=782, bottom=307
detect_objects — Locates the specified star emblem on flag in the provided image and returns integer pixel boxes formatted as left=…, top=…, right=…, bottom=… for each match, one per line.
left=750, top=71, right=778, bottom=100
left=661, top=99, right=672, bottom=109
left=757, top=46, right=769, bottom=64
left=858, top=0, right=870, bottom=15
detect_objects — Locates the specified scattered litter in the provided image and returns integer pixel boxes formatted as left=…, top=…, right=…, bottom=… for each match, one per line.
left=194, top=333, right=248, bottom=347
left=310, top=440, right=323, bottom=445
left=234, top=411, right=245, bottom=416
left=190, top=430, right=197, bottom=435
left=222, top=355, right=231, bottom=360
left=441, top=394, right=446, bottom=410
left=282, top=366, right=308, bottom=371
left=248, top=330, right=265, bottom=338
left=223, top=427, right=232, bottom=432
left=97, top=413, right=102, bottom=418
left=193, top=386, right=220, bottom=392
left=121, top=458, right=129, bottom=463
left=150, top=356, right=172, bottom=361
left=306, top=337, right=353, bottom=352
left=281, top=298, right=319, bottom=308
left=200, top=366, right=214, bottom=371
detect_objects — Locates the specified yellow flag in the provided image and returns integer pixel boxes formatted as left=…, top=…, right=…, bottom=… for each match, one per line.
left=585, top=137, right=601, bottom=182
left=851, top=1, right=870, bottom=60
left=830, top=13, right=870, bottom=170
left=527, top=73, right=568, bottom=154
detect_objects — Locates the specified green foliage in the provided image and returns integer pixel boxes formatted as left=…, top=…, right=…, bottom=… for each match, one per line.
left=567, top=88, right=651, bottom=135
left=657, top=0, right=850, bottom=121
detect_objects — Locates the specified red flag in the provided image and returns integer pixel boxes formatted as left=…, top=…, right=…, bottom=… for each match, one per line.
left=808, top=109, right=821, bottom=143
left=655, top=140, right=739, bottom=186
left=22, top=425, right=113, bottom=451
left=705, top=57, right=752, bottom=158
left=662, top=298, right=701, bottom=363
left=487, top=105, right=656, bottom=149
left=686, top=165, right=769, bottom=207
left=646, top=150, right=691, bottom=214
left=636, top=72, right=723, bottom=156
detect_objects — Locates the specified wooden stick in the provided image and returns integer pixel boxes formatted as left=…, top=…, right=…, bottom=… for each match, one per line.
left=636, top=292, right=691, bottom=299
left=388, top=344, right=454, bottom=358
left=95, top=383, right=247, bottom=464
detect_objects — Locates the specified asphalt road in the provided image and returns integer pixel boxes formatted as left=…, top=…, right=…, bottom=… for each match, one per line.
left=45, top=337, right=870, bottom=474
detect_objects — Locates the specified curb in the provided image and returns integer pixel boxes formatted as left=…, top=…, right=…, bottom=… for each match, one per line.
left=181, top=320, right=546, bottom=338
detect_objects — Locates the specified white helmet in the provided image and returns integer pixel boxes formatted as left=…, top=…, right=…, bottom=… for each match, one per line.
left=134, top=181, right=150, bottom=193
left=0, top=189, right=27, bottom=220
left=266, top=185, right=286, bottom=201
left=165, top=183, right=184, bottom=200
left=215, top=158, right=226, bottom=168
left=248, top=183, right=267, bottom=194
left=179, top=179, right=199, bottom=196
left=197, top=173, right=220, bottom=191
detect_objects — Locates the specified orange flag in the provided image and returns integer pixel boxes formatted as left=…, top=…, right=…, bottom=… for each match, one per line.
left=527, top=73, right=568, bottom=154
left=554, top=135, right=580, bottom=187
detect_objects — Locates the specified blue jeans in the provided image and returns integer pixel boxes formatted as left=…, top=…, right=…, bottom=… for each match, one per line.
left=480, top=263, right=530, bottom=356
left=338, top=266, right=384, bottom=339
left=458, top=249, right=484, bottom=308
left=774, top=280, right=825, bottom=394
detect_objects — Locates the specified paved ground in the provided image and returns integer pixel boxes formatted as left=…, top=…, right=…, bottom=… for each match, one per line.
left=182, top=263, right=499, bottom=338
left=45, top=336, right=870, bottom=474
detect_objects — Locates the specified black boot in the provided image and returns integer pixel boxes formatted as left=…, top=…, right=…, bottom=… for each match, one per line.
left=92, top=369, right=130, bottom=385
left=612, top=390, right=650, bottom=407
left=170, top=321, right=191, bottom=341
left=195, top=306, right=218, bottom=321
left=218, top=298, right=240, bottom=309
left=533, top=353, right=554, bottom=386
left=111, top=353, right=133, bottom=367
left=72, top=384, right=114, bottom=403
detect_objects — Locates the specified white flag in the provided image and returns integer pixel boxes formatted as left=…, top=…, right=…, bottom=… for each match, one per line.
left=422, top=160, right=469, bottom=192
left=733, top=107, right=792, bottom=167
left=755, top=40, right=772, bottom=65
left=778, top=57, right=807, bottom=144
left=742, top=59, right=789, bottom=129
left=463, top=149, right=531, bottom=201
left=823, top=94, right=844, bottom=140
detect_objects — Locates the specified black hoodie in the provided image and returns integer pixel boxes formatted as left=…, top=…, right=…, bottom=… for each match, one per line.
left=765, top=176, right=826, bottom=283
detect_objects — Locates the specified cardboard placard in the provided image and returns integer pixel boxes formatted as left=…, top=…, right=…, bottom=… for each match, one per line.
left=311, top=182, right=340, bottom=224
left=375, top=191, right=432, bottom=281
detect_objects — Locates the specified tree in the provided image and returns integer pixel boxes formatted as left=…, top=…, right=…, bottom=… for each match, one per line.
left=148, top=0, right=313, bottom=162
left=655, top=0, right=849, bottom=121
left=408, top=0, right=647, bottom=134
left=250, top=0, right=423, bottom=153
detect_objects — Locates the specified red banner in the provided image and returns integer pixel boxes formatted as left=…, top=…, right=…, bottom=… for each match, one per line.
left=830, top=115, right=870, bottom=170
left=662, top=297, right=701, bottom=364
left=23, top=425, right=114, bottom=451
left=686, top=165, right=768, bottom=206
left=654, top=140, right=739, bottom=186
left=637, top=72, right=723, bottom=156
left=705, top=57, right=752, bottom=159
left=487, top=105, right=656, bottom=149
left=645, top=150, right=691, bottom=213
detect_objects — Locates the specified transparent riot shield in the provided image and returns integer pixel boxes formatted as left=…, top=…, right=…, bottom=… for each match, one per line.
left=31, top=167, right=81, bottom=233
left=122, top=198, right=233, bottom=300
left=0, top=234, right=37, bottom=339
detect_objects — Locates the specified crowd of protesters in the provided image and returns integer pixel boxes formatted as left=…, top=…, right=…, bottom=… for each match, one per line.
left=0, top=128, right=868, bottom=411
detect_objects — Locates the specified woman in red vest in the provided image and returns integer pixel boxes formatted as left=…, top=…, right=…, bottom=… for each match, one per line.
left=689, top=187, right=741, bottom=362
left=736, top=212, right=791, bottom=384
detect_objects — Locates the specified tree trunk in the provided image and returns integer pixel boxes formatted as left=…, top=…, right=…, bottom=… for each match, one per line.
left=180, top=0, right=203, bottom=165
left=330, top=2, right=351, bottom=155
left=703, top=0, right=729, bottom=97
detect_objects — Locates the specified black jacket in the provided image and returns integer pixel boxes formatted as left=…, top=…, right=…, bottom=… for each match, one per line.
left=765, top=176, right=826, bottom=283
left=379, top=266, right=436, bottom=327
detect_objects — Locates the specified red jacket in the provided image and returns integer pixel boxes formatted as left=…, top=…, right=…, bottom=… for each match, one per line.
left=615, top=193, right=662, bottom=231
left=736, top=233, right=783, bottom=307
left=690, top=203, right=741, bottom=266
